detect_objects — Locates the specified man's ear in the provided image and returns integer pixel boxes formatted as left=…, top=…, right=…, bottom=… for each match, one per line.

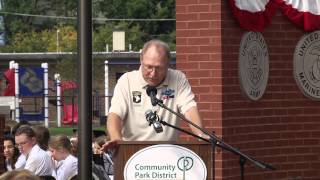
left=31, top=137, right=37, bottom=145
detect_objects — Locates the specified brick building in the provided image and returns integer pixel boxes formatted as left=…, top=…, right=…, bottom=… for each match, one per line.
left=176, top=0, right=320, bottom=179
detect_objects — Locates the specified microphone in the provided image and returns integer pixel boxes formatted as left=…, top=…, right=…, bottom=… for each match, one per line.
left=146, top=86, right=158, bottom=106
left=145, top=110, right=163, bottom=133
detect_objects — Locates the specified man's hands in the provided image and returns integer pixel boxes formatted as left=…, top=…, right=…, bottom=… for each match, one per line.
left=99, top=140, right=119, bottom=154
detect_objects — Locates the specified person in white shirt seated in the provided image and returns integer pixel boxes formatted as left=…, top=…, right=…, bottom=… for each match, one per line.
left=14, top=154, right=26, bottom=170
left=14, top=125, right=53, bottom=176
left=11, top=121, right=31, bottom=170
left=93, top=136, right=114, bottom=175
left=3, top=135, right=20, bottom=171
left=49, top=134, right=78, bottom=180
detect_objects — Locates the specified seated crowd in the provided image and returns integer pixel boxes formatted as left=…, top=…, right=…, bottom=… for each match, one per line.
left=2, top=121, right=114, bottom=180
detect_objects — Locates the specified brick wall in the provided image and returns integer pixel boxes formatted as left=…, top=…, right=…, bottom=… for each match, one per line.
left=176, top=0, right=320, bottom=180
left=176, top=0, right=223, bottom=179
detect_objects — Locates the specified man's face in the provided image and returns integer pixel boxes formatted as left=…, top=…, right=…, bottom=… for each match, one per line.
left=15, top=134, right=35, bottom=156
left=141, top=46, right=169, bottom=87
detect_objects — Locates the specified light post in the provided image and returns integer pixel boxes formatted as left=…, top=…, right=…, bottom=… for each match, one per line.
left=56, top=29, right=60, bottom=53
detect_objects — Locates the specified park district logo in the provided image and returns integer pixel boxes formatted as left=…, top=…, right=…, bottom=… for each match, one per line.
left=294, top=31, right=320, bottom=100
left=239, top=32, right=269, bottom=101
left=124, top=144, right=207, bottom=180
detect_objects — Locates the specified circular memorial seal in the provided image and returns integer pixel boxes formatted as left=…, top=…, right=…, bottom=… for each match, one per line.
left=294, top=31, right=320, bottom=100
left=239, top=32, right=269, bottom=101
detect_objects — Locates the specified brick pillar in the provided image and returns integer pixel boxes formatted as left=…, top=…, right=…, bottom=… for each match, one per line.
left=176, top=0, right=223, bottom=179
left=177, top=0, right=320, bottom=180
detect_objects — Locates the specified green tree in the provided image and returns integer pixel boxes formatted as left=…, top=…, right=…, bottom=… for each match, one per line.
left=1, top=0, right=175, bottom=51
left=0, top=25, right=77, bottom=53
left=51, top=0, right=77, bottom=17
left=0, top=30, right=48, bottom=52
left=93, top=24, right=113, bottom=52
left=49, top=26, right=77, bottom=52
left=93, top=0, right=175, bottom=50
left=49, top=26, right=77, bottom=81
left=0, top=0, right=175, bottom=82
left=2, top=0, right=53, bottom=36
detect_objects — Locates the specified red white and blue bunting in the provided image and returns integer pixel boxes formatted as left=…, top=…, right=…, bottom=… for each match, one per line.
left=229, top=0, right=278, bottom=32
left=229, top=0, right=320, bottom=32
left=275, top=0, right=320, bottom=31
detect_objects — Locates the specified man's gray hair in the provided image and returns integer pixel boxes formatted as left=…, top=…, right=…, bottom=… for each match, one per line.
left=140, top=39, right=171, bottom=61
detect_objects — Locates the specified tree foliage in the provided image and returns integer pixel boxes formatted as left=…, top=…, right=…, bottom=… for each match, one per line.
left=1, top=0, right=59, bottom=37
left=93, top=0, right=175, bottom=49
left=0, top=0, right=175, bottom=84
left=1, top=0, right=175, bottom=51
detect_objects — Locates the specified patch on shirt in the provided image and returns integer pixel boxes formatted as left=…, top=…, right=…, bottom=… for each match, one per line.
left=161, top=88, right=175, bottom=100
left=132, top=91, right=142, bottom=103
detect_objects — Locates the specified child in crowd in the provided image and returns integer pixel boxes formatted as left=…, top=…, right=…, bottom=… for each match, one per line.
left=70, top=129, right=78, bottom=156
left=14, top=125, right=53, bottom=176
left=10, top=121, right=31, bottom=170
left=93, top=135, right=114, bottom=180
left=49, top=134, right=78, bottom=180
left=3, top=135, right=20, bottom=171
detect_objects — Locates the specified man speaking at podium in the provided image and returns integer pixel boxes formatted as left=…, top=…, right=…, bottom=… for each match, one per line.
left=103, top=39, right=206, bottom=149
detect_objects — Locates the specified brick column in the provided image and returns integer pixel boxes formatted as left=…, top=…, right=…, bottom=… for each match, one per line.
left=176, top=0, right=223, bottom=179
left=177, top=0, right=320, bottom=180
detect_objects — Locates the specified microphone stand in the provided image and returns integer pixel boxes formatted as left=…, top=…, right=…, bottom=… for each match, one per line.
left=154, top=98, right=276, bottom=180
left=159, top=120, right=209, bottom=142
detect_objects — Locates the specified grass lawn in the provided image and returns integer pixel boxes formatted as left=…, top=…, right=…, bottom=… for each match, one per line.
left=49, top=127, right=106, bottom=137
left=49, top=127, right=75, bottom=136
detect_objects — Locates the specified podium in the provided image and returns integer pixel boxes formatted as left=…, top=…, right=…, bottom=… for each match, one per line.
left=114, top=141, right=214, bottom=180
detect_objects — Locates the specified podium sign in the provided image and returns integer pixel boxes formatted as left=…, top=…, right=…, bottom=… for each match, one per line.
left=114, top=141, right=213, bottom=180
left=124, top=144, right=207, bottom=180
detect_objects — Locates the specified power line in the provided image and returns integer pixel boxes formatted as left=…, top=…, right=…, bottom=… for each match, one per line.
left=0, top=11, right=176, bottom=21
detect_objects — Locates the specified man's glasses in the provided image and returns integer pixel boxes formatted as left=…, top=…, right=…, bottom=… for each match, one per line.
left=142, top=64, right=166, bottom=73
left=15, top=141, right=29, bottom=148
